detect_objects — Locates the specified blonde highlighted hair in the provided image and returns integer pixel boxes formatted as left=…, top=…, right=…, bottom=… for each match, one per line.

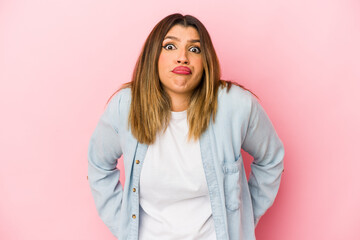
left=109, top=13, right=256, bottom=145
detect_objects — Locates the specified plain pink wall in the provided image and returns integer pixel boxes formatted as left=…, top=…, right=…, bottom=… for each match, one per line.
left=1, top=0, right=359, bottom=239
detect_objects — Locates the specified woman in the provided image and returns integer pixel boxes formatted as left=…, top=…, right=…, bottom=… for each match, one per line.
left=88, top=13, right=284, bottom=240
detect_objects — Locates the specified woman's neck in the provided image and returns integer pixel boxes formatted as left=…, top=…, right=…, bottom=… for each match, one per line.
left=169, top=93, right=190, bottom=112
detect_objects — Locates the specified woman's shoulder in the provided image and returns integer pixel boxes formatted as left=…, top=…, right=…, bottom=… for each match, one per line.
left=218, top=81, right=256, bottom=107
left=215, top=81, right=260, bottom=127
left=115, top=86, right=132, bottom=98
left=108, top=86, right=132, bottom=105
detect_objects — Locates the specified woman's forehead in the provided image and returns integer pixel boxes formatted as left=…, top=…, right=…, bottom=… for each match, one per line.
left=163, top=25, right=200, bottom=41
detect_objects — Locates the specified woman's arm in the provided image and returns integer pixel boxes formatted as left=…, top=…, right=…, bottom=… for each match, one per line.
left=87, top=93, right=123, bottom=237
left=242, top=94, right=285, bottom=227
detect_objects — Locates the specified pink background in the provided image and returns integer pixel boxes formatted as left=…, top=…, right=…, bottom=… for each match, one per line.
left=1, top=0, right=359, bottom=239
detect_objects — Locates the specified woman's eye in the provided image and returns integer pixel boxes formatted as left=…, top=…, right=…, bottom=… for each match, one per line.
left=163, top=44, right=176, bottom=50
left=189, top=46, right=201, bottom=54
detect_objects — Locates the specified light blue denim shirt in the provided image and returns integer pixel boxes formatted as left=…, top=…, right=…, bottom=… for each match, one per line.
left=88, top=85, right=284, bottom=240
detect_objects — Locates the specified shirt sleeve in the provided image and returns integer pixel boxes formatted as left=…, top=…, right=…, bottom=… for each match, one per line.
left=241, top=94, right=285, bottom=227
left=87, top=92, right=123, bottom=237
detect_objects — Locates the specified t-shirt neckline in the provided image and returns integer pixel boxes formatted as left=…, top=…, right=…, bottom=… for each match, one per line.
left=170, top=109, right=187, bottom=120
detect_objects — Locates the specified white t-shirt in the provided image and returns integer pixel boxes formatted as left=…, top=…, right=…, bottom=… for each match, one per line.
left=139, top=110, right=216, bottom=240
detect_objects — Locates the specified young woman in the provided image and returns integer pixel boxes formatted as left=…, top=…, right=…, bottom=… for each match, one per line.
left=88, top=13, right=284, bottom=240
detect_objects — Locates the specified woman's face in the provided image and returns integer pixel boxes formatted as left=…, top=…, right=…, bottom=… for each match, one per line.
left=158, top=25, right=204, bottom=100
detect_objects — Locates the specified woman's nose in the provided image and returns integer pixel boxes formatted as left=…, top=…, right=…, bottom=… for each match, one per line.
left=176, top=48, right=189, bottom=64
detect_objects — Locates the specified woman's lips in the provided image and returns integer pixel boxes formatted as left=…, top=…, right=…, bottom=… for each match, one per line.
left=172, top=66, right=191, bottom=75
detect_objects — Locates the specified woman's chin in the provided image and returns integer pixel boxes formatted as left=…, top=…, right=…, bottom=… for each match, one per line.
left=173, top=78, right=188, bottom=88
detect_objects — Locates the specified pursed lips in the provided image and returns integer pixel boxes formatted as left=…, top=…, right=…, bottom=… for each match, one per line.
left=172, top=66, right=192, bottom=75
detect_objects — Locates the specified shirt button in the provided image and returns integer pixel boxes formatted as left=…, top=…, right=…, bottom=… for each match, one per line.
left=132, top=214, right=136, bottom=219
left=133, top=188, right=136, bottom=192
left=136, top=160, right=140, bottom=164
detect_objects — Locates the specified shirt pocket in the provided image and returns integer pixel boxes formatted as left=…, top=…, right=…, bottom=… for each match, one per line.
left=222, top=159, right=241, bottom=211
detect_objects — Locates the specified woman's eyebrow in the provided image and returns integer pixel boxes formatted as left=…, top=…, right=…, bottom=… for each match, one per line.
left=163, top=36, right=200, bottom=43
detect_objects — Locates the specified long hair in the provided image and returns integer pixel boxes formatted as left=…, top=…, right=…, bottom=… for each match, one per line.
left=109, top=13, right=255, bottom=144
